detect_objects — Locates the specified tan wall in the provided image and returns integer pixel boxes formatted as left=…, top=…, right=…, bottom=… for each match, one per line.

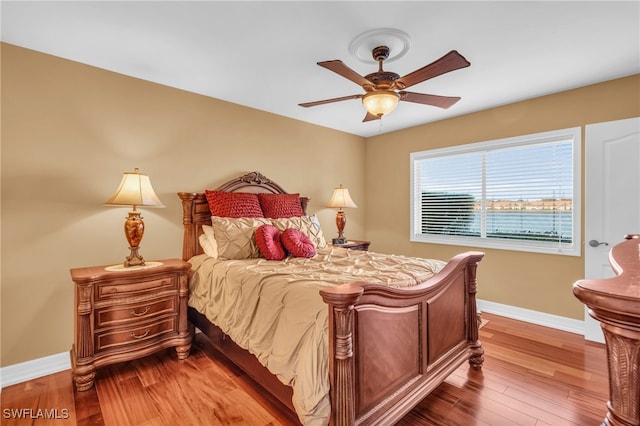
left=2, top=42, right=639, bottom=367
left=0, top=43, right=365, bottom=366
left=364, top=74, right=640, bottom=320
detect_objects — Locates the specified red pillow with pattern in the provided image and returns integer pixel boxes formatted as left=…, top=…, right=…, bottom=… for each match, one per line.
left=281, top=228, right=316, bottom=258
left=257, top=193, right=304, bottom=218
left=204, top=190, right=264, bottom=218
left=255, top=224, right=286, bottom=260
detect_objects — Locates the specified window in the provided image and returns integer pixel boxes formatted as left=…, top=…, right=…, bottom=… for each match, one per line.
left=410, top=127, right=581, bottom=256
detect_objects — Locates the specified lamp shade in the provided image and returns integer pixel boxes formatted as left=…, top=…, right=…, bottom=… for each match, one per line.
left=362, top=91, right=400, bottom=117
left=105, top=168, right=164, bottom=208
left=327, top=185, right=358, bottom=209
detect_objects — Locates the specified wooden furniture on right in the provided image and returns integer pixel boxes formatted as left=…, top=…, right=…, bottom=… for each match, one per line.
left=331, top=239, right=370, bottom=251
left=179, top=171, right=485, bottom=426
left=573, top=234, right=640, bottom=426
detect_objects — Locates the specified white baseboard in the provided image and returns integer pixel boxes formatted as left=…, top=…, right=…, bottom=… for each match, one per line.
left=0, top=302, right=585, bottom=389
left=477, top=299, right=584, bottom=335
left=1, top=352, right=70, bottom=389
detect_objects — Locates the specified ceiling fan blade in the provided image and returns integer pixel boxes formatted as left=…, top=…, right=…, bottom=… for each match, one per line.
left=396, top=50, right=470, bottom=89
left=299, top=94, right=363, bottom=108
left=362, top=112, right=381, bottom=122
left=399, top=92, right=461, bottom=109
left=318, top=60, right=372, bottom=87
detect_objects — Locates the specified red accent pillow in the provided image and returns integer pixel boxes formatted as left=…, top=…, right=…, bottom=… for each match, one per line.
left=281, top=228, right=316, bottom=258
left=204, top=190, right=264, bottom=218
left=255, top=224, right=286, bottom=260
left=257, top=193, right=304, bottom=218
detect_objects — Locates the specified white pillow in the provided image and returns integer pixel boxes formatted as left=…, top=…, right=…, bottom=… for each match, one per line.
left=199, top=225, right=218, bottom=258
left=308, top=214, right=322, bottom=231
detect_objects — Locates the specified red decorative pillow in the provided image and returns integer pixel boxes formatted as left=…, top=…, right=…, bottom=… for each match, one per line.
left=204, top=190, right=264, bottom=218
left=257, top=193, right=304, bottom=218
left=255, top=224, right=286, bottom=260
left=281, top=228, right=316, bottom=258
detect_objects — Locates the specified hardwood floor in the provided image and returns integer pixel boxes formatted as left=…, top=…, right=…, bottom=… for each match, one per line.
left=1, top=313, right=609, bottom=425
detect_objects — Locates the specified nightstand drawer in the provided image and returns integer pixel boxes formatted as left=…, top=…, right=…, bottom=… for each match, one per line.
left=97, top=276, right=176, bottom=300
left=95, top=296, right=177, bottom=328
left=95, top=317, right=177, bottom=351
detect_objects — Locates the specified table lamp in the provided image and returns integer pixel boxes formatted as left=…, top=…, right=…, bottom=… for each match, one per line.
left=105, top=168, right=164, bottom=267
left=327, top=184, right=358, bottom=244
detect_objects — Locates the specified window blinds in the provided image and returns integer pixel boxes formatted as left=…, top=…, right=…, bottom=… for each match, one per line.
left=413, top=138, right=575, bottom=248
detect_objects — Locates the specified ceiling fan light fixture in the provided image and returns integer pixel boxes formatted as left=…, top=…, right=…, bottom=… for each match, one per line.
left=300, top=47, right=469, bottom=122
left=362, top=91, right=400, bottom=117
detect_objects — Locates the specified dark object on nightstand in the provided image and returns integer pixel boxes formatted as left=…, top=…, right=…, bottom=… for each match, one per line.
left=332, top=239, right=370, bottom=251
left=70, top=259, right=191, bottom=391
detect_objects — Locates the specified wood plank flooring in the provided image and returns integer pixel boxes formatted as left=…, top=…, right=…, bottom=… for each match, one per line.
left=1, top=313, right=609, bottom=425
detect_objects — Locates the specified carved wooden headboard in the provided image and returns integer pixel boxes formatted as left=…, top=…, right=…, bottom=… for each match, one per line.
left=177, top=171, right=309, bottom=261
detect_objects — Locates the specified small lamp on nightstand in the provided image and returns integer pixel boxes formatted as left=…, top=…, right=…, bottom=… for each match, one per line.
left=105, top=168, right=164, bottom=267
left=327, top=184, right=358, bottom=245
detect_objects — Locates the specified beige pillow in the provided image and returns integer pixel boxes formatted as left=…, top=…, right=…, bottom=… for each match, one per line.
left=211, top=217, right=271, bottom=259
left=270, top=216, right=327, bottom=249
left=198, top=225, right=218, bottom=258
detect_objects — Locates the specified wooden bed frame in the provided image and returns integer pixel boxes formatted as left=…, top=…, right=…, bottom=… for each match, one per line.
left=178, top=171, right=485, bottom=426
left=573, top=234, right=640, bottom=426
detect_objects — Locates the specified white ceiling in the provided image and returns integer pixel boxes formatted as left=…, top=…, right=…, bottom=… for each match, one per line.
left=2, top=1, right=639, bottom=137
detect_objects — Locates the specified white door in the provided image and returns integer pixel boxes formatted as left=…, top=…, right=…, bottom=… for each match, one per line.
left=584, top=117, right=640, bottom=342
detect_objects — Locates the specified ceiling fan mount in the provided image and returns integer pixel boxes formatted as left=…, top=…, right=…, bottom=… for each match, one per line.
left=372, top=45, right=391, bottom=62
left=364, top=46, right=400, bottom=90
left=299, top=44, right=470, bottom=122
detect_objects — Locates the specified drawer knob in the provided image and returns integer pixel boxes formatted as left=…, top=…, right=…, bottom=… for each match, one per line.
left=130, top=306, right=150, bottom=317
left=129, top=329, right=150, bottom=339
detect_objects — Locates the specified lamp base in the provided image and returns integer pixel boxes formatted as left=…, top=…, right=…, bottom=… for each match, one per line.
left=333, top=209, right=348, bottom=246
left=124, top=246, right=145, bottom=267
left=123, top=210, right=145, bottom=267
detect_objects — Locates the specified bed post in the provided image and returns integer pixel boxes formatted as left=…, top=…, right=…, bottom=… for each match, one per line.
left=466, top=253, right=485, bottom=370
left=573, top=234, right=640, bottom=426
left=179, top=192, right=197, bottom=261
left=178, top=192, right=210, bottom=261
left=320, top=284, right=365, bottom=426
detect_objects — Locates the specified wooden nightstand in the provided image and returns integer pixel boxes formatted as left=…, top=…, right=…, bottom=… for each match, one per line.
left=70, top=259, right=191, bottom=391
left=332, top=240, right=370, bottom=251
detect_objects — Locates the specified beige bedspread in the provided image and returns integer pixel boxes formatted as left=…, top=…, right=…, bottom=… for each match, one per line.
left=188, top=246, right=446, bottom=425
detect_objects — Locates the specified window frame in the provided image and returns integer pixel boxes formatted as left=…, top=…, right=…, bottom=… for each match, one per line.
left=410, top=127, right=582, bottom=256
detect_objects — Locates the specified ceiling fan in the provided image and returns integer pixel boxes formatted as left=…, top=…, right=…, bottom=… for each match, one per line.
left=299, top=45, right=470, bottom=122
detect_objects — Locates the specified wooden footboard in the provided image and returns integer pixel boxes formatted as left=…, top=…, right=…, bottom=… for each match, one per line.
left=180, top=172, right=485, bottom=425
left=320, top=251, right=484, bottom=426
